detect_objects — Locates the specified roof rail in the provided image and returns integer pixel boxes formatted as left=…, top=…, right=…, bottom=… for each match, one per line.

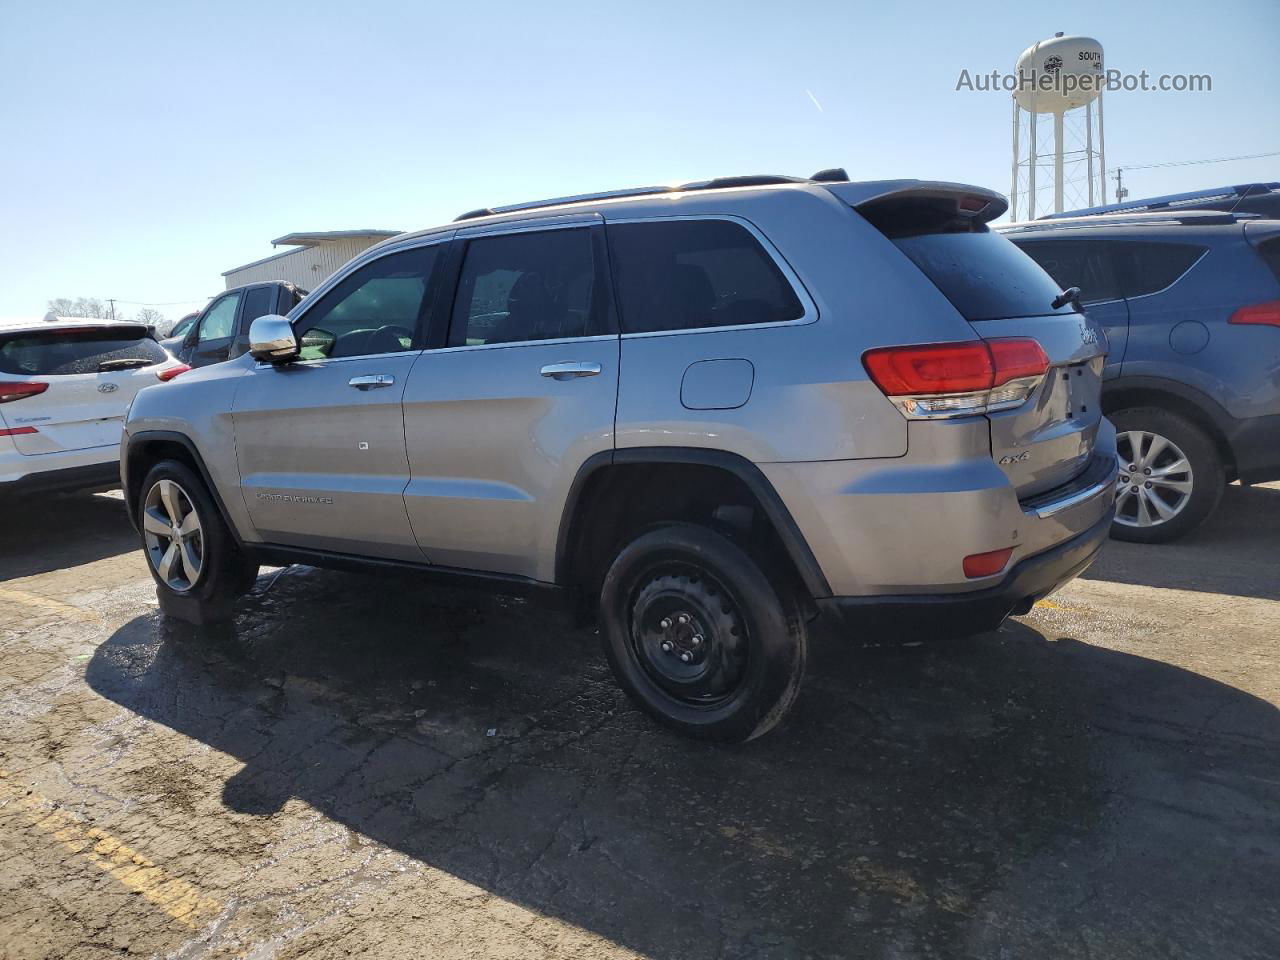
left=1043, top=182, right=1280, bottom=220
left=454, top=168, right=850, bottom=222
left=1002, top=209, right=1260, bottom=232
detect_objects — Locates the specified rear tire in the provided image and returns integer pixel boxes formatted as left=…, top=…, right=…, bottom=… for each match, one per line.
left=599, top=523, right=807, bottom=742
left=1109, top=407, right=1224, bottom=544
left=138, top=460, right=259, bottom=624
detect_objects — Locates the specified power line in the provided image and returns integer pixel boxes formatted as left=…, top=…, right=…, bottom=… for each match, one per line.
left=1108, top=150, right=1280, bottom=173
left=109, top=297, right=213, bottom=306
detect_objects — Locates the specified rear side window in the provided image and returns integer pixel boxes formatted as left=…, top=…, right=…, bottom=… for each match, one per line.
left=1013, top=239, right=1122, bottom=304
left=1256, top=238, right=1280, bottom=283
left=0, top=329, right=168, bottom=376
left=1113, top=242, right=1205, bottom=298
left=450, top=228, right=596, bottom=346
left=608, top=219, right=804, bottom=333
left=240, top=287, right=275, bottom=331
left=891, top=230, right=1075, bottom=321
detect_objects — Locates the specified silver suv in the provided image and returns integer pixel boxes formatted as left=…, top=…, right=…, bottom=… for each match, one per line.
left=122, top=171, right=1117, bottom=741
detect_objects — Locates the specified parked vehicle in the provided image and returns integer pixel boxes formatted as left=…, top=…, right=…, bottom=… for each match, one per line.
left=1, top=320, right=188, bottom=495
left=1040, top=182, right=1280, bottom=222
left=121, top=172, right=1116, bottom=741
left=165, top=281, right=307, bottom=368
left=1002, top=209, right=1280, bottom=542
left=159, top=311, right=200, bottom=352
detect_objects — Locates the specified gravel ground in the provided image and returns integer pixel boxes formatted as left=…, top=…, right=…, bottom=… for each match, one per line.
left=1, top=483, right=1277, bottom=960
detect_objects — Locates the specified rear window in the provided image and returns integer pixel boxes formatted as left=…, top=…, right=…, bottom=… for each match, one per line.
left=891, top=230, right=1077, bottom=321
left=1012, top=239, right=1123, bottom=304
left=608, top=219, right=805, bottom=333
left=0, top=328, right=168, bottom=376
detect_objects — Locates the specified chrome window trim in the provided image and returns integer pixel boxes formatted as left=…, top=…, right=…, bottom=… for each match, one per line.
left=603, top=214, right=819, bottom=339
left=454, top=214, right=602, bottom=239
left=420, top=333, right=617, bottom=356
left=1120, top=246, right=1210, bottom=303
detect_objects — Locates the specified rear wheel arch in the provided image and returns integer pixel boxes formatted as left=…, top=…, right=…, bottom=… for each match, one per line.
left=555, top=448, right=831, bottom=618
left=1102, top=378, right=1236, bottom=479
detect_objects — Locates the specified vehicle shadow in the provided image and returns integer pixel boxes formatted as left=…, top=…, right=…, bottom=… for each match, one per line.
left=0, top=490, right=137, bottom=581
left=84, top=568, right=1280, bottom=958
left=1083, top=482, right=1280, bottom=602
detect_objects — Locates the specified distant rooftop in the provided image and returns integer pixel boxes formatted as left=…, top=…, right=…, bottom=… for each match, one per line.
left=223, top=229, right=402, bottom=277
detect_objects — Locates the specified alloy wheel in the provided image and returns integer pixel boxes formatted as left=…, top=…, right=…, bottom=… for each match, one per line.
left=1114, top=430, right=1194, bottom=528
left=142, top=479, right=205, bottom=591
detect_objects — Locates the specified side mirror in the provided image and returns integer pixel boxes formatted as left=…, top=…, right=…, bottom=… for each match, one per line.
left=248, top=315, right=300, bottom=364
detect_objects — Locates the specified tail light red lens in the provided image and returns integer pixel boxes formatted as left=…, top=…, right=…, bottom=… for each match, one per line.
left=156, top=364, right=191, bottom=382
left=1229, top=300, right=1280, bottom=327
left=862, top=338, right=1049, bottom=418
left=0, top=425, right=38, bottom=437
left=962, top=547, right=1014, bottom=579
left=0, top=382, right=49, bottom=404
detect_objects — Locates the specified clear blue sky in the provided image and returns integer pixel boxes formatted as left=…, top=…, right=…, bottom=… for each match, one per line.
left=2, top=0, right=1277, bottom=322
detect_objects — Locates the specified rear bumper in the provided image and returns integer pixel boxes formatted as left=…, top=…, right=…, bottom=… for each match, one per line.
left=1228, top=413, right=1280, bottom=485
left=816, top=504, right=1114, bottom=636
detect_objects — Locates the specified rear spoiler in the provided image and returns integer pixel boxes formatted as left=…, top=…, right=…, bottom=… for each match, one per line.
left=823, top=180, right=1009, bottom=226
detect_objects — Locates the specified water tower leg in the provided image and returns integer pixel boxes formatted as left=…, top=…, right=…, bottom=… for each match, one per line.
left=1029, top=113, right=1037, bottom=219
left=1097, top=92, right=1107, bottom=204
left=1011, top=101, right=1021, bottom=221
left=1053, top=110, right=1065, bottom=214
left=1086, top=101, right=1095, bottom=206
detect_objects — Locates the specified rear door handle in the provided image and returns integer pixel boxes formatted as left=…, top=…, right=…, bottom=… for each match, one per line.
left=348, top=374, right=396, bottom=390
left=540, top=361, right=601, bottom=380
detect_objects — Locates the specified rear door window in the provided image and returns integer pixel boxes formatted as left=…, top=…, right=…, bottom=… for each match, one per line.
left=1013, top=239, right=1122, bottom=304
left=449, top=228, right=597, bottom=346
left=890, top=229, right=1076, bottom=321
left=239, top=287, right=275, bottom=333
left=0, top=328, right=168, bottom=375
left=1112, top=242, right=1205, bottom=298
left=608, top=219, right=804, bottom=333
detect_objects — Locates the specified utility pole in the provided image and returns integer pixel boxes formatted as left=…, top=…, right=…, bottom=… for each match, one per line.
left=107, top=298, right=117, bottom=321
left=1113, top=168, right=1129, bottom=204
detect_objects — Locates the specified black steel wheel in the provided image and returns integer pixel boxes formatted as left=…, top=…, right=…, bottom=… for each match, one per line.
left=600, top=523, right=807, bottom=742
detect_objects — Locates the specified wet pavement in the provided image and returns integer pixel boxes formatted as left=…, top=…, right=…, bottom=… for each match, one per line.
left=1, top=485, right=1278, bottom=959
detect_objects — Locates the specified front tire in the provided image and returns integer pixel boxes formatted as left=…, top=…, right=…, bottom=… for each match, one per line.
left=599, top=523, right=807, bottom=742
left=138, top=460, right=259, bottom=623
left=1109, top=407, right=1224, bottom=544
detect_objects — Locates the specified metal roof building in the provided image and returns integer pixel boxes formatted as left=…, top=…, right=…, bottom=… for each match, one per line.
left=222, top=229, right=401, bottom=290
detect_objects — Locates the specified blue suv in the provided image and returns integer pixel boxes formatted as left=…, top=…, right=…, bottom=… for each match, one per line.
left=1002, top=209, right=1280, bottom=542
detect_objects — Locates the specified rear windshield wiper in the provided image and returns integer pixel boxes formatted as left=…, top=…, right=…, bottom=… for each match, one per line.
left=98, top=358, right=152, bottom=372
left=1051, top=286, right=1082, bottom=311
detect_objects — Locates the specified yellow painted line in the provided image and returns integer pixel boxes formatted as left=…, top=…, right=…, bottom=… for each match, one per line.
left=0, top=587, right=101, bottom=623
left=1034, top=598, right=1063, bottom=610
left=0, top=771, right=221, bottom=929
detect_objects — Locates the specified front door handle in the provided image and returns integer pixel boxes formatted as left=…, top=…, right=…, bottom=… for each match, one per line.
left=349, top=374, right=396, bottom=390
left=540, top=361, right=602, bottom=381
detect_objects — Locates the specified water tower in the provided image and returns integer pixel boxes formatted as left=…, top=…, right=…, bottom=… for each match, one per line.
left=1011, top=34, right=1106, bottom=219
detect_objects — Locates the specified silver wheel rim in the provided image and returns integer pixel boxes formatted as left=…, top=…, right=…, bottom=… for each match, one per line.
left=1114, top=430, right=1194, bottom=528
left=142, top=479, right=204, bottom=591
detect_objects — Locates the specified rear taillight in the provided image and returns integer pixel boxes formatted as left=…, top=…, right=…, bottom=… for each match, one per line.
left=963, top=547, right=1014, bottom=579
left=1229, top=300, right=1280, bottom=327
left=0, top=382, right=48, bottom=404
left=0, top=425, right=37, bottom=437
left=862, top=338, right=1049, bottom=419
left=156, top=364, right=191, bottom=382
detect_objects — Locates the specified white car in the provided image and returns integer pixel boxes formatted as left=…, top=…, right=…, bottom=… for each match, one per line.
left=1, top=319, right=188, bottom=495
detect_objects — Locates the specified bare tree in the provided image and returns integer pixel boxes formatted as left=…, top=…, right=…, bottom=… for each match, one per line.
left=45, top=297, right=114, bottom=320
left=134, top=307, right=166, bottom=329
